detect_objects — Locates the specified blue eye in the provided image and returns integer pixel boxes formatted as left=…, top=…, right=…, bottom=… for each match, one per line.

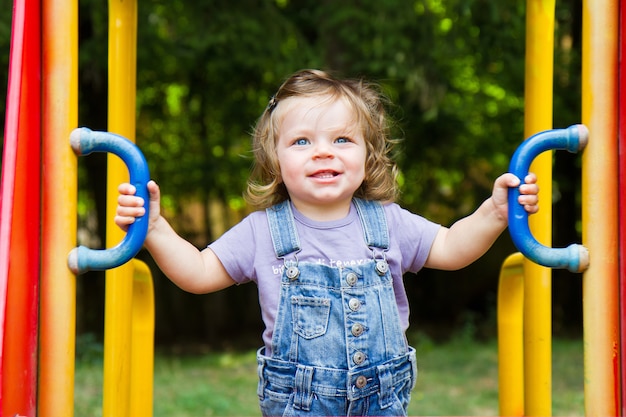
left=335, top=137, right=351, bottom=144
left=294, top=138, right=310, bottom=146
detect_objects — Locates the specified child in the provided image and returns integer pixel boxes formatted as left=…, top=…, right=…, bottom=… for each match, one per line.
left=115, top=69, right=539, bottom=416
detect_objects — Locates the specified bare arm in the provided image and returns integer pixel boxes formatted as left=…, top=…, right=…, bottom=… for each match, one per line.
left=424, top=173, right=539, bottom=270
left=115, top=180, right=236, bottom=294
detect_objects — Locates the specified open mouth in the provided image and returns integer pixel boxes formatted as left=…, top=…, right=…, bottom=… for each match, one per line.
left=311, top=170, right=339, bottom=179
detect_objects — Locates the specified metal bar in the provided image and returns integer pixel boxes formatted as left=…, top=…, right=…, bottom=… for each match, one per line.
left=38, top=0, right=79, bottom=413
left=497, top=253, right=525, bottom=416
left=67, top=128, right=150, bottom=275
left=582, top=0, right=621, bottom=414
left=103, top=0, right=139, bottom=415
left=522, top=0, right=555, bottom=413
left=508, top=125, right=589, bottom=273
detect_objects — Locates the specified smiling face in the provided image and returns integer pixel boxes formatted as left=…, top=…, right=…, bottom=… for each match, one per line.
left=275, top=95, right=367, bottom=220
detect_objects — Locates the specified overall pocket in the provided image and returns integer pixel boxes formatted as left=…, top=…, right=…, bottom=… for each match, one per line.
left=291, top=296, right=331, bottom=339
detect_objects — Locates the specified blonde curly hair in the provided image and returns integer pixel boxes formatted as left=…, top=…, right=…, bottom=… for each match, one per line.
left=245, top=69, right=400, bottom=209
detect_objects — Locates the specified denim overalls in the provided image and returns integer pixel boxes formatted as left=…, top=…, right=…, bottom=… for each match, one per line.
left=257, top=198, right=417, bottom=417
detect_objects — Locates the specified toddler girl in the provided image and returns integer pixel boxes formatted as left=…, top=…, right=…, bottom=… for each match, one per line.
left=115, top=69, right=539, bottom=416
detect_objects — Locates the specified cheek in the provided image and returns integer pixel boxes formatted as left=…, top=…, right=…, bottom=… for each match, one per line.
left=276, top=158, right=297, bottom=185
left=274, top=150, right=287, bottom=182
left=358, top=152, right=368, bottom=174
left=357, top=157, right=369, bottom=182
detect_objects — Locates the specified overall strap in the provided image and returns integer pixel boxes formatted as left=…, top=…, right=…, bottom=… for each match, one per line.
left=266, top=198, right=388, bottom=257
left=353, top=198, right=389, bottom=250
left=266, top=200, right=301, bottom=258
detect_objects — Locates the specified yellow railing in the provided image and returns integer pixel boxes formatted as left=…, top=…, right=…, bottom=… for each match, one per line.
left=521, top=1, right=555, bottom=414
left=498, top=2, right=621, bottom=415
left=581, top=0, right=620, bottom=414
left=103, top=1, right=155, bottom=417
left=39, top=0, right=78, bottom=414
left=38, top=0, right=155, bottom=416
left=497, top=253, right=525, bottom=416
left=130, top=259, right=156, bottom=417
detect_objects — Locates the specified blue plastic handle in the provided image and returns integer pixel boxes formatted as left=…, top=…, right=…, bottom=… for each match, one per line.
left=508, top=124, right=589, bottom=273
left=67, top=127, right=150, bottom=274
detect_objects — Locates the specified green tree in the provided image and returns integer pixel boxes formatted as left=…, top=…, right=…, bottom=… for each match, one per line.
left=0, top=0, right=584, bottom=345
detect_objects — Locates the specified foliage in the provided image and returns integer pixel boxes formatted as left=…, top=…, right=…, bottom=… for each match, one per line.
left=0, top=0, right=583, bottom=229
left=0, top=0, right=585, bottom=344
left=68, top=0, right=583, bottom=227
left=75, top=0, right=512, bottom=222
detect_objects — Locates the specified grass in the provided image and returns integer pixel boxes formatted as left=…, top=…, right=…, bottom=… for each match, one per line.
left=407, top=336, right=584, bottom=416
left=74, top=337, right=584, bottom=416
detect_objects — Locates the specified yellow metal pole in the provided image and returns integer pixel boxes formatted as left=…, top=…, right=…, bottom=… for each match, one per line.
left=523, top=1, right=555, bottom=415
left=497, top=253, right=525, bottom=416
left=103, top=0, right=138, bottom=416
left=39, top=0, right=78, bottom=414
left=581, top=1, right=620, bottom=415
left=130, top=259, right=155, bottom=417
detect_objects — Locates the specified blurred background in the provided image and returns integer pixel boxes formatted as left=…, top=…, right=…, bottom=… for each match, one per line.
left=0, top=0, right=584, bottom=352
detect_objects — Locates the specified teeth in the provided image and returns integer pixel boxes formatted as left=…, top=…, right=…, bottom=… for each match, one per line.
left=314, top=172, right=336, bottom=178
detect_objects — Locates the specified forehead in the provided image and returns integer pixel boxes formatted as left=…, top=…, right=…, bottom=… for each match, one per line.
left=275, top=94, right=359, bottom=129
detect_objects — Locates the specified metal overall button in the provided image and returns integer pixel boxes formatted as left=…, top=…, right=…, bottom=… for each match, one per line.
left=352, top=351, right=366, bottom=365
left=348, top=298, right=361, bottom=311
left=351, top=323, right=364, bottom=337
left=355, top=375, right=368, bottom=389
left=346, top=272, right=358, bottom=286
left=286, top=265, right=300, bottom=280
left=375, top=260, right=388, bottom=276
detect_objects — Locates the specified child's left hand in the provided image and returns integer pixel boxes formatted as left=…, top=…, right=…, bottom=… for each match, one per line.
left=492, top=172, right=539, bottom=221
left=424, top=172, right=539, bottom=271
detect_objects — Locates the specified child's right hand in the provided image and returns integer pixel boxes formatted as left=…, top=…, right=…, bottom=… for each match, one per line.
left=114, top=180, right=161, bottom=233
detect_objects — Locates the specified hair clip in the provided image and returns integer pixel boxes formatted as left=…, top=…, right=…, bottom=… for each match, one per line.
left=267, top=95, right=278, bottom=113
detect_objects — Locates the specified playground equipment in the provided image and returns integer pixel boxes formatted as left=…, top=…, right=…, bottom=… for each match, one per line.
left=497, top=1, right=621, bottom=416
left=0, top=0, right=40, bottom=414
left=507, top=124, right=590, bottom=274
left=498, top=122, right=591, bottom=413
left=67, top=128, right=151, bottom=275
left=0, top=1, right=624, bottom=417
left=1, top=0, right=154, bottom=416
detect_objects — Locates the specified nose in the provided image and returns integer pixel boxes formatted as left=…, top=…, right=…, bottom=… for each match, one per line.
left=312, top=140, right=334, bottom=159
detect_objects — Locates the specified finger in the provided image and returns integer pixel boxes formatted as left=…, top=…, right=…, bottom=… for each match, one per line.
left=118, top=182, right=137, bottom=195
left=116, top=205, right=146, bottom=218
left=147, top=180, right=160, bottom=201
left=114, top=214, right=135, bottom=233
left=114, top=213, right=137, bottom=224
left=519, top=183, right=539, bottom=195
left=524, top=172, right=538, bottom=184
left=495, top=173, right=520, bottom=189
left=523, top=204, right=539, bottom=214
left=518, top=192, right=539, bottom=213
left=118, top=194, right=145, bottom=208
left=518, top=193, right=538, bottom=205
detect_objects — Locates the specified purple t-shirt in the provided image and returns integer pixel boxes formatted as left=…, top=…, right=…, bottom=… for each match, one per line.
left=209, top=201, right=441, bottom=349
